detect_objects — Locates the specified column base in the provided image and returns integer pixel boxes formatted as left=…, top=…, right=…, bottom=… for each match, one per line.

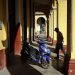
left=68, top=59, right=75, bottom=75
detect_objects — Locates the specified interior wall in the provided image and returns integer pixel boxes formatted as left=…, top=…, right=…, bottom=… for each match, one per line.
left=58, top=0, right=67, bottom=45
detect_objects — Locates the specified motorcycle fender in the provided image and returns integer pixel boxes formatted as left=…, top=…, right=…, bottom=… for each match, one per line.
left=42, top=55, right=50, bottom=62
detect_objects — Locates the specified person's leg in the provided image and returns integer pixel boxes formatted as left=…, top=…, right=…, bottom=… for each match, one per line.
left=55, top=44, right=60, bottom=59
left=61, top=43, right=65, bottom=55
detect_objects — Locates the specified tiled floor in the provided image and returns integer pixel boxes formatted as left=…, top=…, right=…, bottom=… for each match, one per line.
left=0, top=55, right=64, bottom=75
left=0, top=39, right=65, bottom=75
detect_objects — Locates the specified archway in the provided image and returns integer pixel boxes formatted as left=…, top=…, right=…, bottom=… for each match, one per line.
left=37, top=17, right=46, bottom=34
left=34, top=14, right=47, bottom=40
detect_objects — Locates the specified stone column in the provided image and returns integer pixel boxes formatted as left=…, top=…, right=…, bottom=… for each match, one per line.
left=47, top=15, right=49, bottom=38
left=68, top=0, right=75, bottom=75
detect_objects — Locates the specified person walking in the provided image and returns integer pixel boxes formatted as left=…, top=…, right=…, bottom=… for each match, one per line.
left=54, top=27, right=65, bottom=59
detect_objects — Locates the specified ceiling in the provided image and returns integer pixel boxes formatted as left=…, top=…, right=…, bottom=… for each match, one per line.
left=34, top=0, right=50, bottom=5
left=34, top=0, right=53, bottom=15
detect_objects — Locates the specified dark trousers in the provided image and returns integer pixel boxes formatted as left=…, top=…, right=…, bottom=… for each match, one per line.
left=55, top=43, right=64, bottom=59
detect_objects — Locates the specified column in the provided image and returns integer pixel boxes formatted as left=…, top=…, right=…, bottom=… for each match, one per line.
left=47, top=15, right=49, bottom=38
left=53, top=0, right=57, bottom=45
left=26, top=0, right=30, bottom=42
left=49, top=14, right=52, bottom=42
left=68, top=0, right=75, bottom=75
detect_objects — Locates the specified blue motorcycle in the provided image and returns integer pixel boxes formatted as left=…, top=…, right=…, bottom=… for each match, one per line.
left=37, top=40, right=51, bottom=69
left=21, top=40, right=51, bottom=69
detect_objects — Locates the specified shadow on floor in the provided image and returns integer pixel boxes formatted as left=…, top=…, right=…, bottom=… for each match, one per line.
left=7, top=55, right=43, bottom=75
left=51, top=52, right=71, bottom=75
left=52, top=58, right=64, bottom=73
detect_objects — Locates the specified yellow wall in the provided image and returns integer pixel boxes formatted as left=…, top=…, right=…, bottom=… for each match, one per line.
left=71, top=0, right=75, bottom=59
left=0, top=0, right=7, bottom=50
left=49, top=0, right=67, bottom=44
left=53, top=0, right=57, bottom=41
left=58, top=0, right=67, bottom=45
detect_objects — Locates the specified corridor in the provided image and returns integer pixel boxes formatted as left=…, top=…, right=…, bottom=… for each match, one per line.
left=0, top=0, right=75, bottom=75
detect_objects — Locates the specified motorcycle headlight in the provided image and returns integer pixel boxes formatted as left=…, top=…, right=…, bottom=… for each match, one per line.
left=44, top=48, right=48, bottom=52
left=46, top=49, right=50, bottom=53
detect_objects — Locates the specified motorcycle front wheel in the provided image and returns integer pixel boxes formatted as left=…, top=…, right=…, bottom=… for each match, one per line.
left=41, top=58, right=50, bottom=69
